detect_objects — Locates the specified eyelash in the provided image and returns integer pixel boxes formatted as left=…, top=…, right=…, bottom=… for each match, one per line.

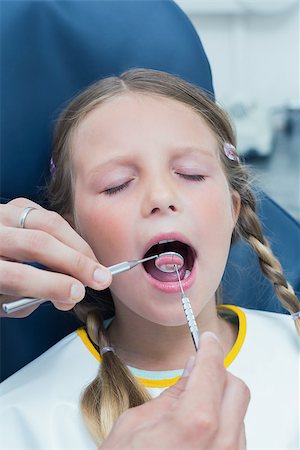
left=176, top=173, right=205, bottom=182
left=103, top=174, right=205, bottom=196
left=104, top=180, right=132, bottom=196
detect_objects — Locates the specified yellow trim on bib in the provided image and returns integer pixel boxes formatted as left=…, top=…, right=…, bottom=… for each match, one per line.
left=138, top=375, right=181, bottom=388
left=77, top=304, right=246, bottom=388
left=219, top=304, right=247, bottom=367
left=77, top=328, right=101, bottom=362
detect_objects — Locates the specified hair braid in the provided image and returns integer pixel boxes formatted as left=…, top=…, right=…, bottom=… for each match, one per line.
left=236, top=198, right=300, bottom=334
left=75, top=307, right=151, bottom=444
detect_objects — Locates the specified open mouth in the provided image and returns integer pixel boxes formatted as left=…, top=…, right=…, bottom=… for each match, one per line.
left=143, top=240, right=196, bottom=282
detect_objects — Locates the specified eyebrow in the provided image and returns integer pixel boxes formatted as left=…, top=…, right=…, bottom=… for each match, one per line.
left=87, top=156, right=136, bottom=178
left=172, top=146, right=215, bottom=159
left=87, top=146, right=215, bottom=177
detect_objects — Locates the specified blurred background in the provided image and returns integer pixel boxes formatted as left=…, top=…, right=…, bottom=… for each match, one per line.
left=177, top=0, right=300, bottom=221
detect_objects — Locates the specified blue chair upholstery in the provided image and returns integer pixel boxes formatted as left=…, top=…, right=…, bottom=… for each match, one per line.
left=225, top=190, right=300, bottom=313
left=1, top=0, right=299, bottom=381
left=1, top=0, right=213, bottom=205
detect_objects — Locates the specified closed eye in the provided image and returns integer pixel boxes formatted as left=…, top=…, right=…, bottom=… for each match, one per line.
left=103, top=180, right=132, bottom=196
left=103, top=173, right=205, bottom=196
left=176, top=173, right=206, bottom=182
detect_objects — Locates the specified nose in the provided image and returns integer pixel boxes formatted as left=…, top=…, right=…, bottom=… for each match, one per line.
left=141, top=176, right=181, bottom=217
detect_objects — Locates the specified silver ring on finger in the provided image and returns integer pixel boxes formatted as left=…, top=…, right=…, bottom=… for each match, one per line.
left=19, top=207, right=37, bottom=229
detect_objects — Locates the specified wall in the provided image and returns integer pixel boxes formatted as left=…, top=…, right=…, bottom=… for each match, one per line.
left=176, top=0, right=299, bottom=109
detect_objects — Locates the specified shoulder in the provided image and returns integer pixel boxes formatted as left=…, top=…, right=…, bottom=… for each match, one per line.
left=241, top=307, right=299, bottom=349
left=228, top=305, right=299, bottom=378
left=231, top=306, right=299, bottom=415
left=229, top=307, right=299, bottom=449
left=225, top=305, right=299, bottom=364
left=1, top=329, right=98, bottom=395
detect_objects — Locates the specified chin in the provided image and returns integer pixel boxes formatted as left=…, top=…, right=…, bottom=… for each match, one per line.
left=133, top=301, right=197, bottom=328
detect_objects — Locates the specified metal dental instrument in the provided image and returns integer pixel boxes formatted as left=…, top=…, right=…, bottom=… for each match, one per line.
left=154, top=251, right=184, bottom=272
left=108, top=254, right=159, bottom=275
left=155, top=253, right=199, bottom=350
left=3, top=254, right=160, bottom=314
left=174, top=264, right=199, bottom=351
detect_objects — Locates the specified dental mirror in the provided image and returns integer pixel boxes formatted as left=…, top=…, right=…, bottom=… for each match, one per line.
left=155, top=251, right=184, bottom=273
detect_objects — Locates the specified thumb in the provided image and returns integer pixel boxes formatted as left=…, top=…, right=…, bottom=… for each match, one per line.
left=134, top=375, right=188, bottom=424
left=159, top=355, right=195, bottom=402
left=134, top=355, right=195, bottom=422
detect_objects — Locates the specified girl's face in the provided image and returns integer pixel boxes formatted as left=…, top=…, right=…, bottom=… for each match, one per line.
left=71, top=93, right=240, bottom=326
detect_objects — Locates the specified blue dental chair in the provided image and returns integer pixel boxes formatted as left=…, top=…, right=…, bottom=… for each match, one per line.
left=1, top=0, right=299, bottom=382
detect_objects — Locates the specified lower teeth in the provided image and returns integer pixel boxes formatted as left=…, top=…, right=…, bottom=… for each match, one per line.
left=183, top=270, right=191, bottom=279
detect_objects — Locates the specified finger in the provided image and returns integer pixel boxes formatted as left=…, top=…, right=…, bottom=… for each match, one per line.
left=140, top=354, right=195, bottom=408
left=238, top=424, right=247, bottom=450
left=5, top=198, right=42, bottom=210
left=157, top=333, right=230, bottom=447
left=215, top=373, right=250, bottom=447
left=0, top=260, right=86, bottom=309
left=180, top=332, right=226, bottom=417
left=1, top=202, right=97, bottom=262
left=112, top=361, right=192, bottom=433
left=0, top=227, right=112, bottom=291
left=157, top=355, right=193, bottom=402
left=124, top=356, right=193, bottom=425
left=139, top=375, right=189, bottom=418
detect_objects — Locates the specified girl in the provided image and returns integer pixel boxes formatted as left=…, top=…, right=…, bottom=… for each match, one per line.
left=1, top=69, right=299, bottom=449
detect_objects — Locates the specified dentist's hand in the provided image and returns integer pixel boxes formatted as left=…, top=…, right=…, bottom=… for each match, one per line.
left=0, top=198, right=112, bottom=317
left=101, top=332, right=250, bottom=450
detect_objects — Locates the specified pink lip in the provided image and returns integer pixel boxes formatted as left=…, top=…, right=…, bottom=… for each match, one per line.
left=141, top=231, right=198, bottom=293
left=143, top=258, right=197, bottom=293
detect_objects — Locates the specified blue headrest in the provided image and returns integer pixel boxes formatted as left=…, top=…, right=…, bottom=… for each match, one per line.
left=225, top=191, right=300, bottom=314
left=1, top=0, right=214, bottom=204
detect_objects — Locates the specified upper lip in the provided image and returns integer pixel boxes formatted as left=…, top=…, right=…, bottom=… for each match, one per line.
left=142, top=231, right=197, bottom=258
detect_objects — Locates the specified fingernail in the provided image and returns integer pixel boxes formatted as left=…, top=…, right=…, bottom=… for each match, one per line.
left=93, top=267, right=111, bottom=284
left=182, top=355, right=196, bottom=377
left=70, top=283, right=85, bottom=301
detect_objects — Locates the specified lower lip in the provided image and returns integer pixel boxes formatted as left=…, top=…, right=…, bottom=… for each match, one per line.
left=143, top=260, right=197, bottom=293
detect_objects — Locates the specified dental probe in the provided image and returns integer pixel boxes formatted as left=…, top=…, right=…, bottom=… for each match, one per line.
left=108, top=254, right=159, bottom=275
left=2, top=254, right=159, bottom=314
left=174, top=264, right=199, bottom=351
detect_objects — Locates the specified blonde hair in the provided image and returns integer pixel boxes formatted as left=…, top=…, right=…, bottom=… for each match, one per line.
left=48, top=68, right=300, bottom=443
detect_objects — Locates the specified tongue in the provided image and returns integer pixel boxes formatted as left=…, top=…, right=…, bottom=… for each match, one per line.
left=144, top=257, right=187, bottom=282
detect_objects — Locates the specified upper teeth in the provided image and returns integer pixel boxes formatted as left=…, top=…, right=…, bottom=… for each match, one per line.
left=157, top=239, right=176, bottom=244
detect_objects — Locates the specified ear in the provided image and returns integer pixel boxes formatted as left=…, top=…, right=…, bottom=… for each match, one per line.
left=231, top=190, right=241, bottom=226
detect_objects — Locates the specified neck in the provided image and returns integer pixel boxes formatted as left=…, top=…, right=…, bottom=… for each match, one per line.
left=107, top=299, right=238, bottom=371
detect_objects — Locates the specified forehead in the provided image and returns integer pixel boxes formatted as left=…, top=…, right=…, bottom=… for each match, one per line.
left=71, top=93, right=219, bottom=166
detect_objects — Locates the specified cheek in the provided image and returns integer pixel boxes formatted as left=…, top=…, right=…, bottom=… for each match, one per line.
left=191, top=190, right=234, bottom=305
left=196, top=188, right=235, bottom=258
left=210, top=179, right=235, bottom=227
left=75, top=203, right=132, bottom=265
left=210, top=197, right=234, bottom=231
